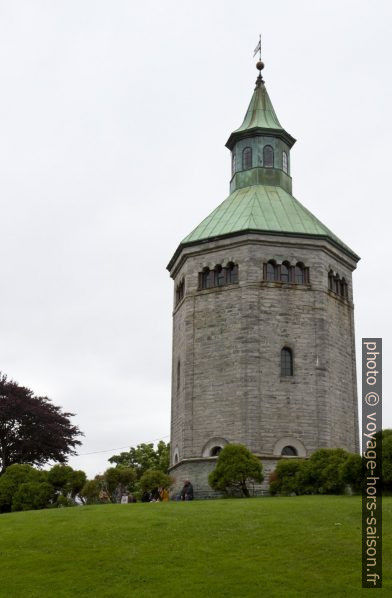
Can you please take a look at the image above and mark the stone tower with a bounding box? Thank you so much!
[167,60,360,497]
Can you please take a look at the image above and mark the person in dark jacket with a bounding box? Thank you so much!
[141,491,151,503]
[180,480,194,501]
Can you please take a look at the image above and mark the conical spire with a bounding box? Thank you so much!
[226,63,295,150]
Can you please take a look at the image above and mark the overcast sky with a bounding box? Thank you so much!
[0,1,390,477]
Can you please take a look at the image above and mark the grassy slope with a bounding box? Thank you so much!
[1,496,390,598]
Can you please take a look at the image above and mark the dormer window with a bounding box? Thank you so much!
[263,145,274,168]
[242,147,252,170]
[283,151,288,174]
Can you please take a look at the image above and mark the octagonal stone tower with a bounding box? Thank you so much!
[167,63,360,497]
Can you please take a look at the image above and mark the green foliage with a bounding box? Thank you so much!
[0,464,44,512]
[270,449,363,496]
[12,481,54,512]
[47,464,87,504]
[108,441,170,478]
[340,453,362,493]
[104,467,137,495]
[139,469,173,492]
[269,459,305,496]
[208,444,264,497]
[80,479,101,505]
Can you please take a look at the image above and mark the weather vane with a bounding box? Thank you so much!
[253,34,264,85]
[253,34,261,61]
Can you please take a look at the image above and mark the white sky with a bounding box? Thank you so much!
[0,0,390,477]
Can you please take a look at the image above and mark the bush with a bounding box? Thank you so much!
[12,481,54,512]
[104,467,137,497]
[208,444,264,497]
[269,449,362,496]
[80,479,101,504]
[0,464,45,513]
[139,469,173,493]
[47,464,86,500]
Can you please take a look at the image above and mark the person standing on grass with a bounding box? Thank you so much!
[180,480,194,501]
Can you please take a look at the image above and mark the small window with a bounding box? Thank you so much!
[210,446,222,457]
[266,261,276,281]
[263,145,274,168]
[282,151,288,174]
[232,153,236,176]
[242,147,252,170]
[341,278,348,299]
[281,347,293,377]
[201,268,214,290]
[174,453,179,464]
[176,279,185,305]
[227,263,239,284]
[215,265,226,287]
[295,264,304,284]
[280,262,290,283]
[281,445,297,456]
[328,270,334,291]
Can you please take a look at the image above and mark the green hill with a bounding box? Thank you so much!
[1,496,391,597]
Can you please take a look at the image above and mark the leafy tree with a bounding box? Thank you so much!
[108,441,170,478]
[0,464,45,512]
[269,459,305,496]
[104,467,137,496]
[340,453,362,493]
[208,444,264,497]
[308,448,348,494]
[47,464,87,502]
[139,469,173,492]
[12,481,54,512]
[80,479,101,504]
[0,372,83,473]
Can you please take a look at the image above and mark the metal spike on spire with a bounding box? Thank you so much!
[254,34,265,87]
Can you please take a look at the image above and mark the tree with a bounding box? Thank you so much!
[104,466,137,497]
[47,464,87,501]
[80,479,101,505]
[12,481,54,512]
[139,469,173,493]
[108,441,170,478]
[0,464,45,512]
[0,372,83,473]
[208,444,264,497]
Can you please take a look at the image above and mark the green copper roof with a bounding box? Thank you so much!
[234,78,282,132]
[181,184,357,258]
[226,76,296,150]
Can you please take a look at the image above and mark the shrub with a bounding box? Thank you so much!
[80,479,101,504]
[12,481,54,512]
[269,459,305,496]
[104,467,137,497]
[208,444,263,497]
[0,464,45,513]
[139,469,173,493]
[340,453,362,493]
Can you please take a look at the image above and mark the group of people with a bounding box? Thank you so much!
[99,480,194,504]
[141,486,170,503]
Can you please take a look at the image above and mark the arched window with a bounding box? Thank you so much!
[334,274,340,295]
[295,264,305,284]
[263,145,274,168]
[174,452,179,464]
[282,151,288,174]
[341,278,348,299]
[265,261,276,281]
[176,279,184,305]
[226,263,239,284]
[281,347,293,377]
[201,268,214,289]
[281,445,297,456]
[280,262,290,283]
[215,265,226,287]
[232,153,236,176]
[328,270,334,291]
[242,147,252,170]
[210,446,222,457]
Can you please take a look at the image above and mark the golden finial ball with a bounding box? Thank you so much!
[256,60,264,71]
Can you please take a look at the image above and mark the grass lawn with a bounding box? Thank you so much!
[0,496,390,597]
